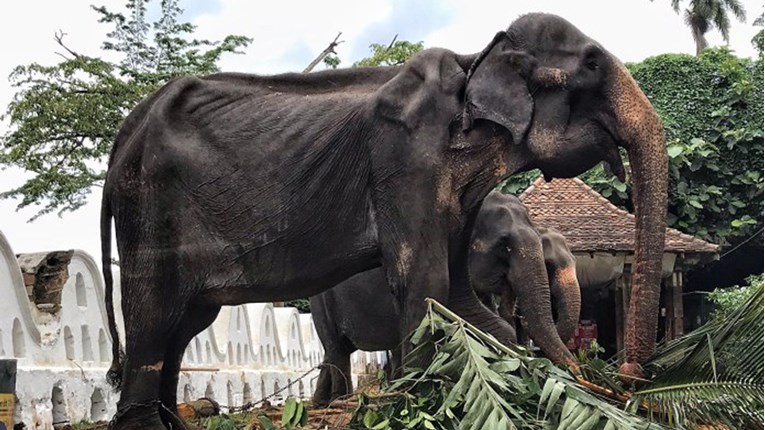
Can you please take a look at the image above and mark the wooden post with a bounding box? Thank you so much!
[672,271,684,338]
[614,279,624,359]
[663,278,673,341]
[0,359,17,430]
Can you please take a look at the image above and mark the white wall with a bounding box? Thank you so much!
[0,230,386,428]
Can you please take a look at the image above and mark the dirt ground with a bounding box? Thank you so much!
[69,384,385,430]
[67,401,357,430]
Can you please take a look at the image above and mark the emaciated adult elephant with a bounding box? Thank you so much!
[310,191,582,406]
[101,13,667,429]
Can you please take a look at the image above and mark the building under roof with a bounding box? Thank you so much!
[518,177,720,356]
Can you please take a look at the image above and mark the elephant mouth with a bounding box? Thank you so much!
[596,120,627,182]
[536,118,625,182]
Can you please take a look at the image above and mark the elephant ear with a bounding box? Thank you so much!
[462,31,535,145]
[373,48,466,134]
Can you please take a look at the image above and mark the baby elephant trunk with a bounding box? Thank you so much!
[507,232,577,369]
[549,265,581,346]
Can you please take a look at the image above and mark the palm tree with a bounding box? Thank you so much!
[667,0,747,55]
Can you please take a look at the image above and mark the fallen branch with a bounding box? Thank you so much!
[576,378,632,403]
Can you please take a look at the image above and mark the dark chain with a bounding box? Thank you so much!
[108,399,162,428]
[221,366,320,413]
[108,366,321,427]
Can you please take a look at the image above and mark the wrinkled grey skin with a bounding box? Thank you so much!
[310,191,581,406]
[471,195,581,347]
[101,13,666,429]
[480,225,581,346]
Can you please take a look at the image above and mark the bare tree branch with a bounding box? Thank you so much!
[303,32,344,73]
[386,34,399,51]
[54,30,83,59]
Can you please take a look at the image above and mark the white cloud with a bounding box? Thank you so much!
[0,0,761,261]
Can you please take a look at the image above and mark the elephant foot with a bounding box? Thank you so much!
[312,395,331,409]
[108,401,168,430]
[312,381,334,408]
[312,385,347,408]
[160,404,197,430]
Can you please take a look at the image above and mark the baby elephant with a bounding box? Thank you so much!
[309,191,581,406]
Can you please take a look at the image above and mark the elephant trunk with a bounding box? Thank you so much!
[608,63,668,381]
[507,233,577,370]
[549,265,581,345]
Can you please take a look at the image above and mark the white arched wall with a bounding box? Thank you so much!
[0,230,390,428]
[0,231,42,366]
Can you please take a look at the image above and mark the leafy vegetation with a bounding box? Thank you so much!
[350,299,662,430]
[285,299,310,313]
[353,38,425,67]
[634,276,764,428]
[753,12,764,55]
[0,0,251,218]
[351,290,764,430]
[707,273,762,321]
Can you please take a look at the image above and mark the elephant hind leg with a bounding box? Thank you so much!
[112,288,177,429]
[158,304,221,429]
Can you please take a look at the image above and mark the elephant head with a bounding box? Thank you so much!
[463,13,668,377]
[470,191,575,365]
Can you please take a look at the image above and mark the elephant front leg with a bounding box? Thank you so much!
[373,171,453,362]
[381,237,450,359]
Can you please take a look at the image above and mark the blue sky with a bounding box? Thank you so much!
[0,0,762,261]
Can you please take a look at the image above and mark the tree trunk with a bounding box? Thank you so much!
[692,24,709,56]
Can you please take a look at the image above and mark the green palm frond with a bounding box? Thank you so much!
[632,280,764,428]
[390,300,664,430]
[721,0,747,21]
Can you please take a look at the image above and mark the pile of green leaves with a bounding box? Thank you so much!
[350,299,662,430]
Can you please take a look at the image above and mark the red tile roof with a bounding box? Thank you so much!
[518,177,720,254]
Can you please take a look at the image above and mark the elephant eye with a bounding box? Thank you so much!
[582,44,603,72]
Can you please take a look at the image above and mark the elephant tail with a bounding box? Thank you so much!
[101,193,123,390]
